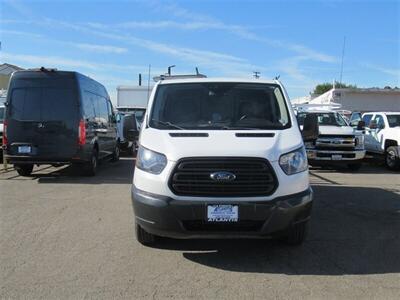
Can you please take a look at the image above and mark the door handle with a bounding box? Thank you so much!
[94,129,108,133]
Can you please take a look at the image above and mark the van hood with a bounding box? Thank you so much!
[319,125,356,136]
[139,127,303,162]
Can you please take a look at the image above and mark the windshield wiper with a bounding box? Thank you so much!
[151,119,185,130]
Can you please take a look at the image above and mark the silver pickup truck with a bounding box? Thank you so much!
[297,109,366,171]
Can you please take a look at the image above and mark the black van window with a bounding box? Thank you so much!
[83,92,96,119]
[107,100,114,122]
[10,87,76,121]
[0,106,5,122]
[41,88,75,121]
[95,95,109,124]
[10,88,41,121]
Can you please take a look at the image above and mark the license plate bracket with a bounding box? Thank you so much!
[207,204,238,222]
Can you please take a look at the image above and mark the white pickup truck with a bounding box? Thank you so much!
[297,108,366,170]
[359,112,400,170]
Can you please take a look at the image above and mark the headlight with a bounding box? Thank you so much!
[279,147,308,175]
[355,135,364,149]
[136,146,167,174]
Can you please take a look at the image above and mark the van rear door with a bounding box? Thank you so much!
[7,74,79,160]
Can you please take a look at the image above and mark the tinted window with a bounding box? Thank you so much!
[41,88,75,121]
[0,107,5,122]
[9,87,76,121]
[362,114,373,127]
[83,92,96,119]
[297,112,347,126]
[10,88,41,120]
[95,95,109,124]
[107,100,114,121]
[150,83,290,130]
[387,115,400,128]
[374,115,385,129]
[350,112,361,123]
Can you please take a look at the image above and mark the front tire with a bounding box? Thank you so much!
[15,164,34,176]
[385,146,400,171]
[135,223,156,245]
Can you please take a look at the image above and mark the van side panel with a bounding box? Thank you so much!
[76,73,116,159]
[6,71,80,162]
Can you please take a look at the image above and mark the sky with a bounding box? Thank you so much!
[0,0,399,104]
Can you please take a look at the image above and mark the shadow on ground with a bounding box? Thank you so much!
[0,157,135,184]
[151,185,400,275]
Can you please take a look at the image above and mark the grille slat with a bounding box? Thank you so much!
[169,157,278,197]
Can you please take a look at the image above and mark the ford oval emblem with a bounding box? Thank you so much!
[210,171,236,182]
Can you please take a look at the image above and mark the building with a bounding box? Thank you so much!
[0,63,24,91]
[309,88,400,112]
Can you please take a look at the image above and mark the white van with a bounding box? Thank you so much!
[130,78,317,245]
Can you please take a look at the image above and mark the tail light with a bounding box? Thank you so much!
[78,119,86,146]
[2,120,8,147]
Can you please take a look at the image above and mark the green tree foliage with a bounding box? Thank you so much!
[313,81,357,95]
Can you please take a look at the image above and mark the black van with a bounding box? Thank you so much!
[3,69,119,176]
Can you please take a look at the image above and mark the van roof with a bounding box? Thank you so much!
[157,77,280,85]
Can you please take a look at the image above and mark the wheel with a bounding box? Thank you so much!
[283,221,308,245]
[385,146,400,171]
[15,164,34,176]
[135,223,156,245]
[84,149,98,176]
[347,163,362,171]
[111,143,120,162]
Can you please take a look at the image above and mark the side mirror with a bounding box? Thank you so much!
[301,114,319,142]
[123,114,139,142]
[356,120,365,131]
[369,120,377,129]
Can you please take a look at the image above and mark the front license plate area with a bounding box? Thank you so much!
[332,154,342,160]
[207,205,238,222]
[18,146,32,154]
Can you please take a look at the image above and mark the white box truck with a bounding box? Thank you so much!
[116,85,152,110]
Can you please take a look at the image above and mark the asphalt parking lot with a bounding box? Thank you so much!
[1,158,399,299]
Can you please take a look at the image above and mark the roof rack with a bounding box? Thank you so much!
[153,67,207,82]
[28,67,58,72]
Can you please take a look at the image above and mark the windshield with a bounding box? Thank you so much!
[387,114,400,128]
[298,112,347,126]
[0,107,4,122]
[150,82,290,130]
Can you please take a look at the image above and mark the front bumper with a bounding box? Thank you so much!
[307,149,366,161]
[131,186,313,239]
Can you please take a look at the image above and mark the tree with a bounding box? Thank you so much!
[313,81,357,95]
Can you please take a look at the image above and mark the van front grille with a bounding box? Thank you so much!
[169,157,278,197]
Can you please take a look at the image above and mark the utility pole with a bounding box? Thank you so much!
[339,36,346,84]
[147,64,151,101]
[253,71,260,79]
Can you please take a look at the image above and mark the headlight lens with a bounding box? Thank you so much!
[136,146,167,174]
[355,135,364,149]
[279,147,308,175]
